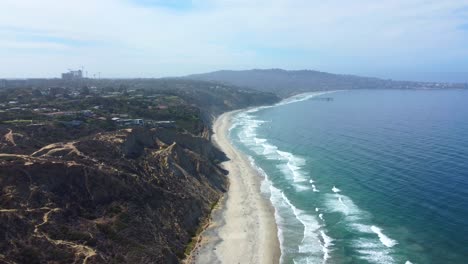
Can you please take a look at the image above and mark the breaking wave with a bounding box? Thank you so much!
[230,91,405,263]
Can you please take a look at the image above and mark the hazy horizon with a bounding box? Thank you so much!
[2,68,468,84]
[1,1,468,82]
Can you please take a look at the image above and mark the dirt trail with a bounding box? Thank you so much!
[32,142,84,157]
[32,207,98,264]
[0,209,19,213]
[1,206,98,263]
[4,129,16,146]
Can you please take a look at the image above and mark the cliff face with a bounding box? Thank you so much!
[0,76,281,263]
[0,128,227,263]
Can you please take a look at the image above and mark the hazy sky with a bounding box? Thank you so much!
[1,0,468,80]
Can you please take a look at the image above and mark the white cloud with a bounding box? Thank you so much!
[1,0,468,78]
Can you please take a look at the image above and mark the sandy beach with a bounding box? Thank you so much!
[188,110,280,264]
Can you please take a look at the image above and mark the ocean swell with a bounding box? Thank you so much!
[230,91,402,263]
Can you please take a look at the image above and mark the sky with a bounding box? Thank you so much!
[1,0,468,81]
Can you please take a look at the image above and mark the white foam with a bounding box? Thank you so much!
[254,137,267,144]
[275,91,339,107]
[238,143,401,264]
[234,92,341,155]
[246,156,285,262]
[357,249,394,264]
[262,142,277,153]
[338,195,347,207]
[370,226,398,248]
[320,230,333,262]
[276,150,308,182]
[289,165,306,182]
[234,104,312,193]
[248,156,271,194]
[350,223,373,233]
[277,150,306,165]
[235,114,266,149]
[405,261,413,264]
[294,183,310,192]
[250,156,322,263]
[233,91,340,139]
[332,186,341,193]
[312,184,320,192]
[281,192,322,254]
[232,91,349,263]
[265,178,287,262]
[292,257,319,264]
[228,121,239,132]
[354,239,395,264]
[326,192,400,261]
[325,194,368,223]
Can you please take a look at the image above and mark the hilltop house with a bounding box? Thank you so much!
[112,118,144,126]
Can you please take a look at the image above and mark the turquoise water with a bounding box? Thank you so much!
[230,89,468,264]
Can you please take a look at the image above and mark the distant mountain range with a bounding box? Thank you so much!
[186,69,468,98]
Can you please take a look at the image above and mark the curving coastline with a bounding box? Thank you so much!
[188,110,281,264]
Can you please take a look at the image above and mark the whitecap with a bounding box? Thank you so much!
[277,150,306,166]
[281,192,322,255]
[320,230,333,262]
[246,156,285,255]
[265,178,288,262]
[332,186,341,193]
[324,194,361,217]
[312,184,320,192]
[338,195,347,208]
[276,150,308,182]
[254,137,267,144]
[233,91,347,263]
[262,143,279,158]
[323,216,399,263]
[370,225,398,248]
[249,156,320,263]
[354,239,395,264]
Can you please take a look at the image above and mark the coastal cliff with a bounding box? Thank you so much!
[0,128,227,263]
[0,78,280,263]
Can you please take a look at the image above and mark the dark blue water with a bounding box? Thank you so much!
[230,89,468,264]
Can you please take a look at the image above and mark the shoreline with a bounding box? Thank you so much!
[188,110,281,264]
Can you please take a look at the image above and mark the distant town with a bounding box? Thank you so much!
[0,69,217,136]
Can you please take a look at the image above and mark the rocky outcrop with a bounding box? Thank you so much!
[0,128,227,263]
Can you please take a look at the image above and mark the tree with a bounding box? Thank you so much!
[81,86,90,95]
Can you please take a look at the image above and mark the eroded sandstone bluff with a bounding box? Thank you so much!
[0,128,227,263]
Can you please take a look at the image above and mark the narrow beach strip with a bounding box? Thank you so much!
[189,110,281,264]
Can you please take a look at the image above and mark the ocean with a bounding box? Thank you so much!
[229,89,468,264]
